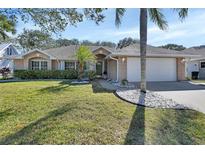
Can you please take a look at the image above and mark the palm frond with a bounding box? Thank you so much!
[174,8,188,21]
[115,8,126,28]
[148,8,168,30]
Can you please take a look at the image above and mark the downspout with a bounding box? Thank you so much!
[108,55,119,82]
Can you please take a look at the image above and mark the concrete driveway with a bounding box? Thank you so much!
[136,81,205,113]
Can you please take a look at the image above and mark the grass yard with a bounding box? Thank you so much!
[192,80,205,83]
[0,80,205,144]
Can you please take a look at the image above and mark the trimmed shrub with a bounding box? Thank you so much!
[121,79,128,86]
[87,71,96,81]
[14,69,78,79]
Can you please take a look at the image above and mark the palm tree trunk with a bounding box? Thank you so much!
[79,63,83,79]
[140,8,147,93]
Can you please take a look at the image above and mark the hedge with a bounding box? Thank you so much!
[14,69,78,79]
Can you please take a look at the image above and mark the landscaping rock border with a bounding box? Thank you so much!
[116,89,190,109]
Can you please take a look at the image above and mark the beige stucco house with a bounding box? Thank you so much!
[11,43,195,82]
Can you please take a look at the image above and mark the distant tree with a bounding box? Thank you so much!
[0,15,16,40]
[117,37,139,49]
[99,41,116,47]
[192,45,205,50]
[56,39,72,47]
[70,39,80,45]
[81,40,94,46]
[56,38,80,47]
[75,45,96,79]
[18,29,55,50]
[159,44,186,51]
[80,40,116,47]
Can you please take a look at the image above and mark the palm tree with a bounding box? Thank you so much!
[0,15,16,40]
[115,8,188,92]
[76,45,96,79]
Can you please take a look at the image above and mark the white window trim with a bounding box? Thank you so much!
[64,61,76,70]
[31,59,48,70]
[200,61,205,69]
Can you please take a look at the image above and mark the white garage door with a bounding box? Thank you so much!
[127,57,177,82]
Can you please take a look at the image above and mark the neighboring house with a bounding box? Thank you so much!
[11,43,194,82]
[181,48,205,79]
[0,43,19,72]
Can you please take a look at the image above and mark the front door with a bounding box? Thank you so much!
[96,61,103,76]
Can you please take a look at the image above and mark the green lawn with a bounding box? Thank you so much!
[0,80,205,144]
[192,80,205,83]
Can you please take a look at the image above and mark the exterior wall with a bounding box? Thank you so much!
[118,57,127,81]
[177,57,186,80]
[107,59,117,81]
[52,60,59,70]
[14,59,24,70]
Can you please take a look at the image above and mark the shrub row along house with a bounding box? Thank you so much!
[0,42,201,81]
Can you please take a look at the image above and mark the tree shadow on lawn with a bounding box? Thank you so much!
[124,93,203,144]
[124,93,145,144]
[91,81,114,93]
[38,80,90,93]
[38,80,72,93]
[0,104,79,144]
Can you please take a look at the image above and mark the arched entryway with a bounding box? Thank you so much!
[93,47,111,77]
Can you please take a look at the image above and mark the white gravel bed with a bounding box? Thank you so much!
[116,89,190,109]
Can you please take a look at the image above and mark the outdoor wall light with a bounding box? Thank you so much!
[122,57,125,62]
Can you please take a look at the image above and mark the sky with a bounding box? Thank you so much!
[15,8,205,48]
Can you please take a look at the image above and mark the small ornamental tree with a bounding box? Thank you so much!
[0,67,10,79]
[75,46,96,79]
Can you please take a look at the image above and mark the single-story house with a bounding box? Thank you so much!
[9,43,196,82]
[181,47,205,79]
[0,43,19,71]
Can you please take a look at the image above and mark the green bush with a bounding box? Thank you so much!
[88,71,96,81]
[121,79,128,86]
[14,69,78,79]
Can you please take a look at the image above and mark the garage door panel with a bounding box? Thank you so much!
[127,57,176,82]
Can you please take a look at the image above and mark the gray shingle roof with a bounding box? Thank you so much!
[180,47,205,56]
[11,43,196,60]
[42,45,115,60]
[112,43,195,58]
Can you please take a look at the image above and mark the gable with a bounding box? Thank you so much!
[0,44,19,57]
[92,47,112,56]
[23,50,50,60]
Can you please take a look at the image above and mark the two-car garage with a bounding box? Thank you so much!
[127,57,177,82]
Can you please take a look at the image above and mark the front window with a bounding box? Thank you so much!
[31,60,48,70]
[41,61,48,70]
[201,62,205,68]
[6,48,12,55]
[65,61,75,70]
[31,61,40,70]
